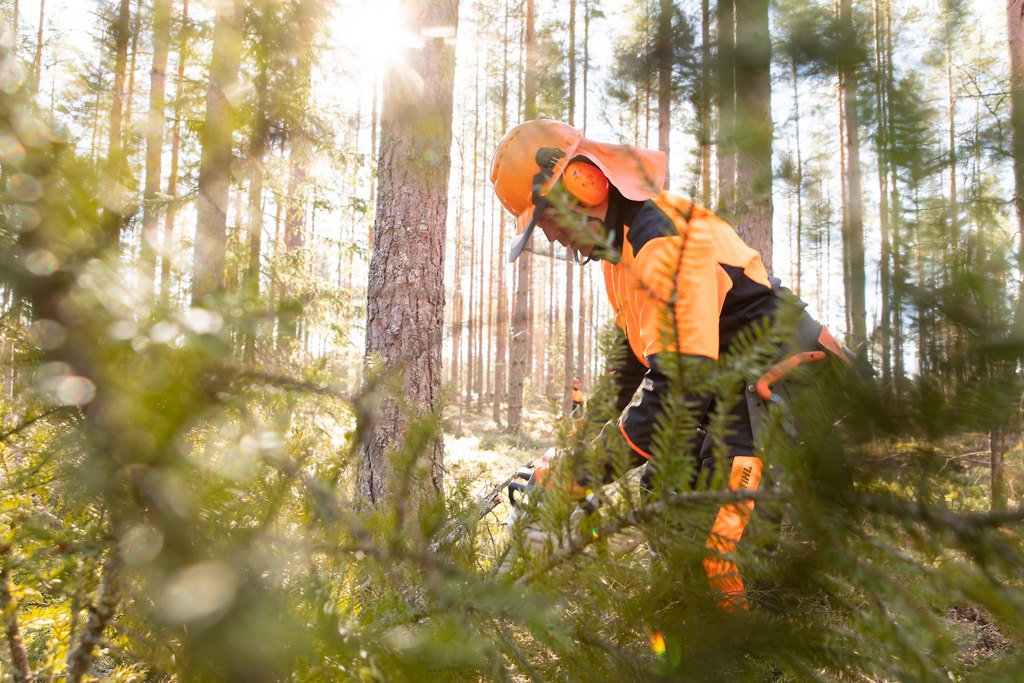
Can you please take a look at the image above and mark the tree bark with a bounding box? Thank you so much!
[104,0,132,238]
[32,0,43,92]
[716,0,736,213]
[732,0,773,269]
[492,0,511,427]
[657,0,672,189]
[839,0,866,350]
[508,0,537,436]
[991,428,1008,512]
[124,0,142,129]
[161,0,189,305]
[278,6,314,352]
[358,0,458,506]
[791,58,804,297]
[873,0,892,391]
[700,0,711,204]
[1008,0,1024,304]
[244,50,270,366]
[192,0,243,304]
[140,0,172,294]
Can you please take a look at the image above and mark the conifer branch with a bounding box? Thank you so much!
[860,495,1024,531]
[0,546,32,683]
[66,547,121,683]
[520,487,790,584]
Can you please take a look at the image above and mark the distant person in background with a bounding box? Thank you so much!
[571,376,585,418]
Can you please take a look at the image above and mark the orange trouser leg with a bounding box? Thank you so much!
[702,455,764,611]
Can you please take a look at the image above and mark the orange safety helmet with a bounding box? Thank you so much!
[490,120,667,262]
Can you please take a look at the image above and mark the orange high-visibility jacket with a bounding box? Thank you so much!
[600,191,777,461]
[603,191,774,367]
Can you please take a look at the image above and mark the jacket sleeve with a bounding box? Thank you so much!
[616,353,713,462]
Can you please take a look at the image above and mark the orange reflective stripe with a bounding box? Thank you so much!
[703,455,763,611]
[618,421,654,460]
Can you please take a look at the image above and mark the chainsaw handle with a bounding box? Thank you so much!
[755,351,826,401]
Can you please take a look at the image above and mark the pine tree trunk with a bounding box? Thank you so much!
[124,0,142,130]
[192,0,243,304]
[492,0,511,427]
[32,0,44,92]
[140,0,172,294]
[991,427,1008,511]
[358,0,458,506]
[105,0,132,238]
[732,0,772,269]
[657,0,671,189]
[244,49,269,366]
[473,72,485,413]
[508,0,537,436]
[1008,0,1024,304]
[451,187,464,397]
[700,0,712,204]
[716,0,736,212]
[791,58,804,297]
[839,0,866,349]
[161,0,189,305]
[885,0,904,391]
[466,168,477,409]
[873,0,893,392]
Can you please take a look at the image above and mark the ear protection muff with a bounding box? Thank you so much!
[562,160,610,207]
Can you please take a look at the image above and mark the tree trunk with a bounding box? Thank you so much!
[32,0,44,92]
[791,58,804,297]
[244,55,270,366]
[991,427,1008,512]
[873,0,892,392]
[358,0,458,506]
[700,0,711,204]
[192,0,243,304]
[140,0,172,294]
[1008,0,1024,305]
[716,0,736,213]
[732,0,773,269]
[885,0,904,391]
[508,0,537,436]
[161,0,189,305]
[657,0,672,189]
[492,0,511,427]
[839,0,866,350]
[124,0,142,130]
[104,0,132,238]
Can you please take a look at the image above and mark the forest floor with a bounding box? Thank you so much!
[442,405,555,493]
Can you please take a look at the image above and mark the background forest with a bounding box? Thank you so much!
[0,0,1022,681]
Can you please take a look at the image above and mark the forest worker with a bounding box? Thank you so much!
[571,375,585,417]
[489,119,848,610]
